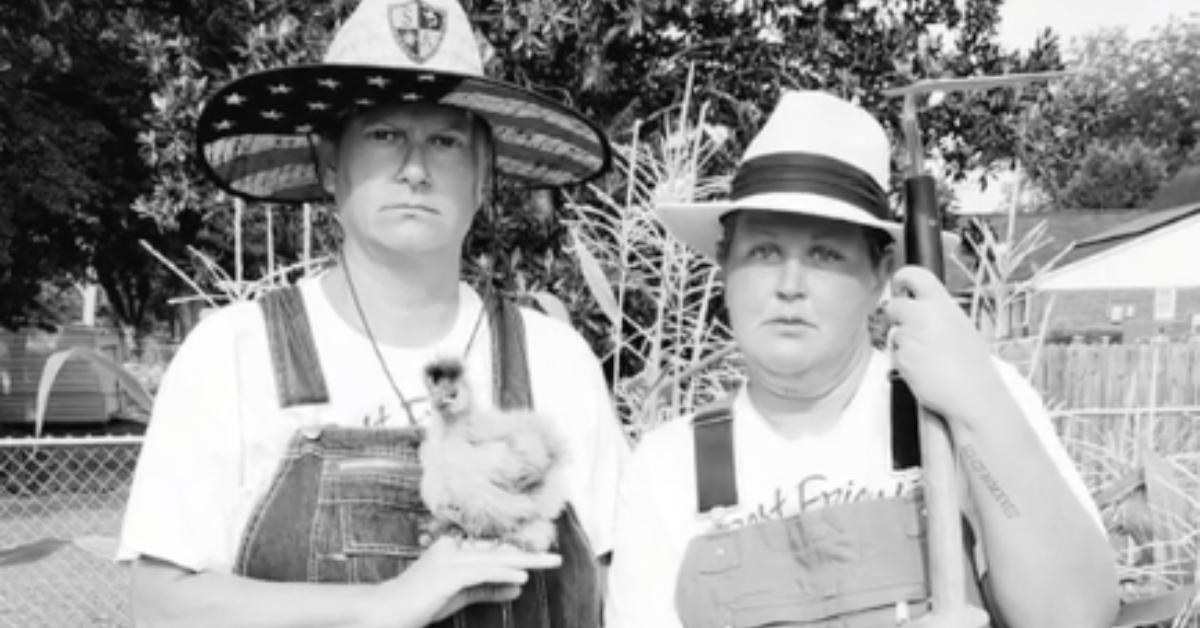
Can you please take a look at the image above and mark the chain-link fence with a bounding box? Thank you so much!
[0,436,141,628]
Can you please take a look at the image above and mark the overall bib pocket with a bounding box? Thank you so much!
[313,455,430,583]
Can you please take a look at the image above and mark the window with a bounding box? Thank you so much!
[1154,287,1177,321]
[1109,303,1135,323]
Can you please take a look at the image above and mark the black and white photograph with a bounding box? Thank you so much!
[0,0,1197,626]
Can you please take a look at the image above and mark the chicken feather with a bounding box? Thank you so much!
[418,357,570,551]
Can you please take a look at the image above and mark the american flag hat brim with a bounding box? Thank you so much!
[194,0,612,203]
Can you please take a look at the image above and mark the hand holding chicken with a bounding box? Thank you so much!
[418,358,570,552]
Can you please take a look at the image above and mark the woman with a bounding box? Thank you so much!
[605,90,1118,628]
[117,0,628,626]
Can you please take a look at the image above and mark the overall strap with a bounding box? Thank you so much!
[691,398,738,514]
[486,295,532,411]
[260,286,330,408]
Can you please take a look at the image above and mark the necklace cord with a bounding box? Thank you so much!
[341,250,419,426]
[340,251,490,427]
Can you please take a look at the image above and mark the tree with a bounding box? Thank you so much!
[1147,165,1200,210]
[4,0,1054,345]
[467,0,1063,183]
[1020,17,1200,209]
[128,1,353,297]
[1057,139,1168,209]
[0,0,187,331]
[458,0,1063,363]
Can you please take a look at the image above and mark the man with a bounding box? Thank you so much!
[117,0,628,626]
[605,90,1118,628]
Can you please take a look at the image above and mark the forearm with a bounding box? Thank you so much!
[952,393,1118,628]
[132,559,405,628]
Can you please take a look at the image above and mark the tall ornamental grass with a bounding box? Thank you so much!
[564,72,743,437]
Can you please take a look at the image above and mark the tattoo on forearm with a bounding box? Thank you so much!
[960,444,1021,519]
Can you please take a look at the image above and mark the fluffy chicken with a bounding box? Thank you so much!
[418,357,570,552]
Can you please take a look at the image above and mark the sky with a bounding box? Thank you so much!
[997,0,1197,50]
[953,0,1198,213]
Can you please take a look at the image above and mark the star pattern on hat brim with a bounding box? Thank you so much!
[196,64,612,203]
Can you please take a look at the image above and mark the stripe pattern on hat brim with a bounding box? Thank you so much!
[655,193,959,261]
[196,64,612,203]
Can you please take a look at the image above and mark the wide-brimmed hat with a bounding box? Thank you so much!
[656,90,956,260]
[195,0,612,203]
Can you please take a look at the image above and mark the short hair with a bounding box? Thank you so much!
[714,211,893,267]
[468,112,495,203]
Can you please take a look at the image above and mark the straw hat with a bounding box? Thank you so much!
[195,0,612,203]
[656,90,956,260]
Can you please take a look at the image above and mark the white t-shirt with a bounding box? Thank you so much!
[604,350,1099,628]
[117,276,629,573]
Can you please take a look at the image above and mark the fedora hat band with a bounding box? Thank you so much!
[730,153,889,220]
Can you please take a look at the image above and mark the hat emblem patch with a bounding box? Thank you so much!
[390,0,446,64]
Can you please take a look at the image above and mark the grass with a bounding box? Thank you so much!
[0,474,131,628]
[0,545,129,628]
[1058,406,1200,626]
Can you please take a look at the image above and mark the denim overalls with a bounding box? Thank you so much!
[674,401,1001,628]
[232,286,601,628]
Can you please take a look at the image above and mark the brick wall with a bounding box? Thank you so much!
[1024,287,1200,342]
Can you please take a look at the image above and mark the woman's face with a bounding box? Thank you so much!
[721,210,891,380]
[329,103,487,258]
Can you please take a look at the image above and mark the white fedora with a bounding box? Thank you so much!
[656,90,956,260]
[195,0,611,203]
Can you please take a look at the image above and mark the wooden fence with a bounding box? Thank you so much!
[996,340,1200,409]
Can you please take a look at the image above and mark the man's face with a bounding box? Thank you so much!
[721,211,891,379]
[330,103,485,256]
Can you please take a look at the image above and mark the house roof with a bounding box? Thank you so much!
[1076,200,1200,247]
[947,201,1200,292]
